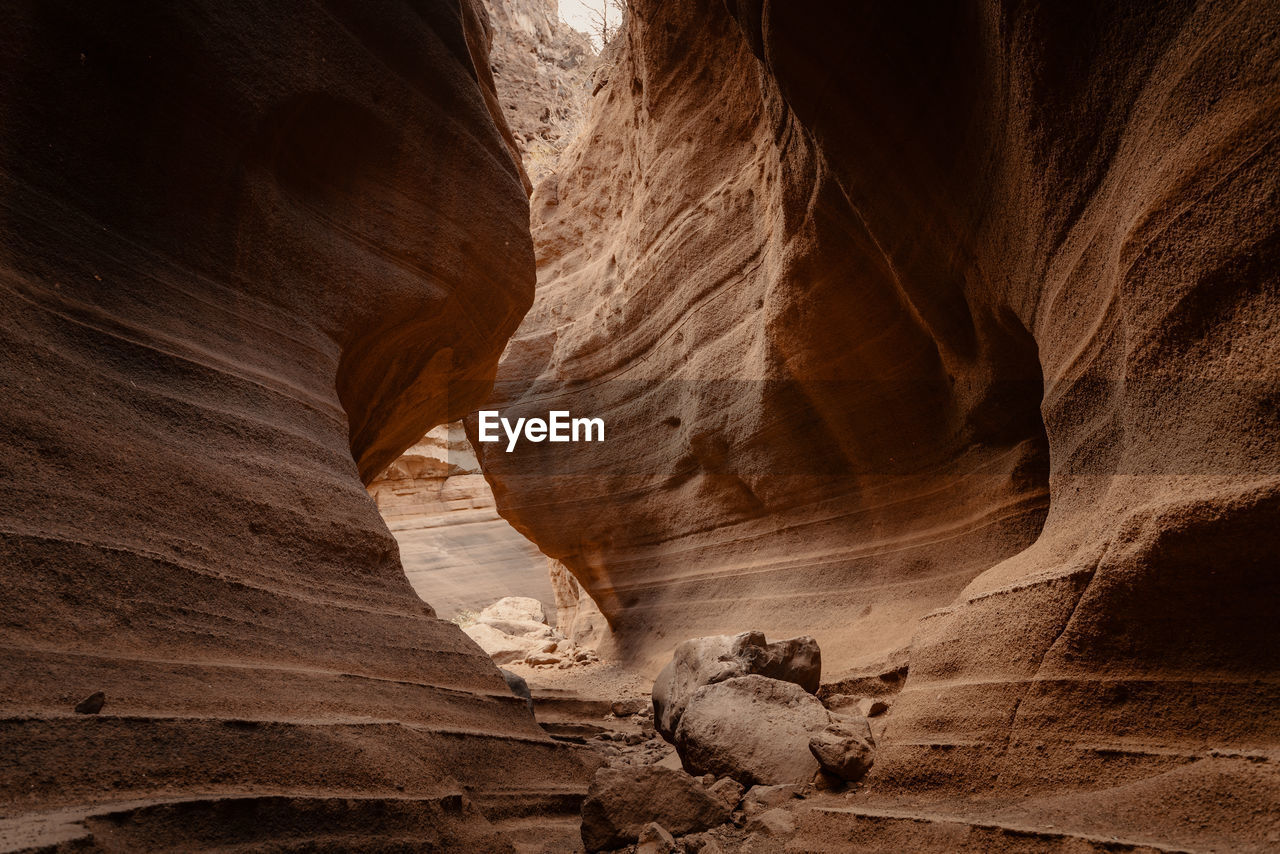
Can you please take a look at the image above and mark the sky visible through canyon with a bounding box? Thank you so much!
[558,0,620,48]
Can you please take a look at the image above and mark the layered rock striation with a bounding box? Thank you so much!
[474,0,1280,835]
[0,0,588,849]
[366,0,596,622]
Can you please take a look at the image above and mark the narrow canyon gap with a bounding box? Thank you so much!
[1,0,1278,850]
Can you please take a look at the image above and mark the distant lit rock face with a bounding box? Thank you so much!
[485,0,595,184]
[476,0,1280,805]
[0,0,588,847]
[369,423,555,620]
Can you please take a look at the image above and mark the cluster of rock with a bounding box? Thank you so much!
[579,632,887,850]
[586,700,673,768]
[655,632,873,787]
[462,596,599,668]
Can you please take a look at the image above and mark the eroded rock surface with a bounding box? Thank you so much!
[673,676,834,787]
[476,0,1055,681]
[485,0,594,185]
[652,632,821,740]
[464,596,601,668]
[473,0,1280,833]
[0,0,587,848]
[580,765,731,852]
[808,721,875,783]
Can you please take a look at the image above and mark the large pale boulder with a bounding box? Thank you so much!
[653,632,821,740]
[673,675,832,786]
[580,765,731,852]
[479,596,549,625]
[476,618,556,639]
[463,623,545,665]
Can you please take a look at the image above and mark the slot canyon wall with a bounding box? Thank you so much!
[476,0,1280,808]
[0,0,590,849]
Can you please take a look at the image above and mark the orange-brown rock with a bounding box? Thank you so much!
[475,0,1280,844]
[0,0,587,849]
[478,0,1053,678]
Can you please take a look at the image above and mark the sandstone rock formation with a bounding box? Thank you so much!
[673,675,835,787]
[477,0,1055,680]
[0,0,589,849]
[474,0,1280,845]
[368,423,556,619]
[580,765,730,852]
[550,557,610,647]
[367,0,596,624]
[652,632,821,740]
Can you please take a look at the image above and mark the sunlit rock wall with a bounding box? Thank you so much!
[370,424,555,620]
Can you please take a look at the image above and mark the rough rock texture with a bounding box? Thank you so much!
[740,784,802,817]
[480,595,551,625]
[580,765,731,852]
[464,622,550,665]
[808,720,875,782]
[475,0,1280,844]
[368,424,555,619]
[500,668,536,717]
[366,0,596,623]
[475,0,1054,680]
[674,675,833,787]
[653,632,821,740]
[462,595,602,670]
[636,821,679,854]
[485,0,594,184]
[0,0,589,849]
[708,778,745,811]
[551,557,610,647]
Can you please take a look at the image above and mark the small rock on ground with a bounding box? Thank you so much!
[746,807,796,836]
[636,822,678,854]
[74,691,105,715]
